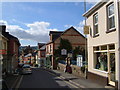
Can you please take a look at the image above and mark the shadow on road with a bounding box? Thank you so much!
[18,68,74,89]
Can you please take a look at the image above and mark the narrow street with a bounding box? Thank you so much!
[18,68,79,89]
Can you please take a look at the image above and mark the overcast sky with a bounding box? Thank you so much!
[0,2,96,46]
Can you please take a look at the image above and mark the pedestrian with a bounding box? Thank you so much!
[65,57,72,74]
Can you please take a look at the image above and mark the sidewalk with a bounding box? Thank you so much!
[3,74,21,88]
[44,68,115,89]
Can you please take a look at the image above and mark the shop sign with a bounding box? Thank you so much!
[84,25,89,34]
[61,49,67,55]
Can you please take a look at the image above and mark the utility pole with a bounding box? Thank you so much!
[84,0,88,79]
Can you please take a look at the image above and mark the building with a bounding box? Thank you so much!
[83,0,120,88]
[0,25,20,74]
[0,25,8,74]
[37,44,46,67]
[46,26,86,69]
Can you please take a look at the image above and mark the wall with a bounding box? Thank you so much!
[54,28,86,50]
[58,63,85,77]
[86,0,118,79]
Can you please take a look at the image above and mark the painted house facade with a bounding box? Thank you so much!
[38,45,46,67]
[0,25,8,74]
[83,0,120,88]
[0,25,20,74]
[46,26,86,69]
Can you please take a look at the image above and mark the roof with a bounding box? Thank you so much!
[46,26,86,45]
[24,53,32,57]
[38,43,46,49]
[49,31,63,35]
[40,45,46,50]
[1,25,20,46]
[49,31,64,42]
[83,0,109,17]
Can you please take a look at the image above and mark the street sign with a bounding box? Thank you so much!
[61,49,67,55]
[84,25,89,34]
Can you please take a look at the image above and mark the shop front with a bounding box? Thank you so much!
[92,44,116,86]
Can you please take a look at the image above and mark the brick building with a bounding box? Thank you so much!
[46,26,86,69]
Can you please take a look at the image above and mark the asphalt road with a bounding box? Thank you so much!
[19,68,79,89]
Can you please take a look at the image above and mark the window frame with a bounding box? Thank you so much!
[93,13,99,37]
[93,44,115,72]
[106,3,116,32]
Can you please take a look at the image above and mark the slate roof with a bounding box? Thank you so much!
[40,45,46,50]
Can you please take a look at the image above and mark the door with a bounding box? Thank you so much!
[108,52,115,86]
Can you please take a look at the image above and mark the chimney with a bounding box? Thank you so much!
[0,25,6,34]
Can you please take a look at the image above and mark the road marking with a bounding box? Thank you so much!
[69,80,85,88]
[46,71,80,88]
[15,75,23,89]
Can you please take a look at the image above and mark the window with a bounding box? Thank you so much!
[94,44,115,72]
[107,3,115,31]
[94,52,108,71]
[93,13,99,36]
[50,45,52,52]
[94,46,108,71]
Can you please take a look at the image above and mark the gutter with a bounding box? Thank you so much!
[83,0,109,17]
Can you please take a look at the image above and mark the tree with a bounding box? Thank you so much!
[73,46,85,61]
[54,38,72,61]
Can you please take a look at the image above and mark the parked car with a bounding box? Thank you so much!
[21,64,32,74]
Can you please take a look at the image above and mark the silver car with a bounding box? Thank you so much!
[22,64,32,74]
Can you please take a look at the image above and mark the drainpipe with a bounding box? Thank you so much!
[117,1,120,90]
[116,0,120,89]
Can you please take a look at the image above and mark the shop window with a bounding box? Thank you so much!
[94,46,99,51]
[94,52,108,71]
[101,45,107,50]
[109,44,115,50]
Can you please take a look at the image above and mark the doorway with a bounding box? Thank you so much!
[108,52,115,86]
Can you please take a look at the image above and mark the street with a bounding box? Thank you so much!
[18,68,79,89]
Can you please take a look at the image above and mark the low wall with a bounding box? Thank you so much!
[57,63,86,78]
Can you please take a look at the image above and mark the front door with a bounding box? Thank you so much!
[108,52,115,86]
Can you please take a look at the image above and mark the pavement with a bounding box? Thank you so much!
[3,74,21,89]
[3,67,115,89]
[43,67,115,90]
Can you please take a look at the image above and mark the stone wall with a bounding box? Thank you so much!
[58,63,86,78]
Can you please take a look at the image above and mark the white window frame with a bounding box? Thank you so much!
[93,44,115,72]
[93,13,99,36]
[107,3,115,31]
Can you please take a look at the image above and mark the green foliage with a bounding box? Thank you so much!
[54,38,72,56]
[73,46,85,60]
[59,38,72,52]
[54,38,72,61]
